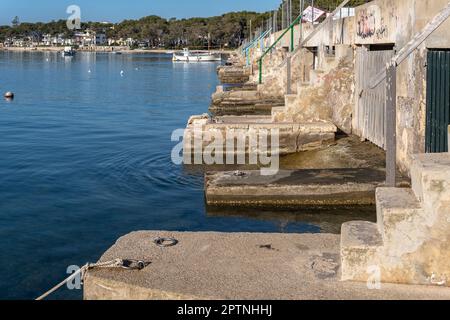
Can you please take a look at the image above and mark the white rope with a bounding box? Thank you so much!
[36,265,88,301]
[35,258,129,301]
[35,238,174,300]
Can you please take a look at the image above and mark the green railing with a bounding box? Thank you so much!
[243,28,273,66]
[258,14,302,84]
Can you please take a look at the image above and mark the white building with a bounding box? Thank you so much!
[95,33,107,45]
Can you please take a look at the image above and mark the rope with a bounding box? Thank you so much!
[35,258,149,301]
[36,236,178,300]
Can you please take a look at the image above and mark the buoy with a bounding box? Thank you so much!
[4,92,14,99]
[120,70,124,77]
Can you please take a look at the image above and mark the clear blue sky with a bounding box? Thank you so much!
[0,0,281,25]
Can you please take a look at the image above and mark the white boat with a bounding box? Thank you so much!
[173,48,221,62]
[62,46,76,57]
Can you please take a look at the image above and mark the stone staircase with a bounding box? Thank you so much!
[341,152,450,287]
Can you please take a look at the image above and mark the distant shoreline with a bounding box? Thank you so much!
[0,46,233,54]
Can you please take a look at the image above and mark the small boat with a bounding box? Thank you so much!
[62,46,76,57]
[173,48,221,62]
[112,51,123,55]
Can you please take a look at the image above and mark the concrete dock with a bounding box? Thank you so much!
[84,231,450,300]
[217,65,250,84]
[210,88,285,116]
[183,114,337,159]
[205,168,388,207]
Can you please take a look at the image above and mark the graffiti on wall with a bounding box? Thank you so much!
[356,5,389,40]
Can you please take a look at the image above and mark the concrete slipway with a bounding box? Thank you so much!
[84,231,450,300]
[205,168,387,207]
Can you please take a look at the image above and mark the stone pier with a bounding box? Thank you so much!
[205,168,387,207]
[183,114,337,159]
[210,87,285,116]
[84,231,450,300]
[217,65,251,84]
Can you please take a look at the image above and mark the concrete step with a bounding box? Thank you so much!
[284,94,297,109]
[376,188,426,251]
[271,106,286,122]
[224,83,258,92]
[340,221,383,282]
[184,115,337,159]
[310,69,326,85]
[205,168,386,207]
[210,90,285,116]
[411,153,450,208]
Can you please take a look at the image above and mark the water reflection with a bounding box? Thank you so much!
[206,205,377,234]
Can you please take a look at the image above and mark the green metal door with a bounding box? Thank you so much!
[426,50,450,153]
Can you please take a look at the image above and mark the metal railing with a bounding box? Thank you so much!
[242,28,273,67]
[258,13,303,84]
[258,0,351,85]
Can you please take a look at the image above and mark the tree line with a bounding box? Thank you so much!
[0,1,369,49]
[0,12,270,49]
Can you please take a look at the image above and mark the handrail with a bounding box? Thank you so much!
[242,28,272,54]
[369,1,450,89]
[243,28,272,66]
[258,0,351,84]
[381,1,450,186]
[299,0,350,50]
[279,0,350,69]
[258,13,303,84]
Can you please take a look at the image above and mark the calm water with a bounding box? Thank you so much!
[0,51,340,300]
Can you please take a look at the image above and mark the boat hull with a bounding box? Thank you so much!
[173,53,221,62]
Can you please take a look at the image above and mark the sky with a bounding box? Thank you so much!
[0,0,281,25]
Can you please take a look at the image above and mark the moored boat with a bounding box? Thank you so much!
[62,46,76,57]
[173,48,221,62]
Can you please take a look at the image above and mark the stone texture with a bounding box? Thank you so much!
[183,115,337,159]
[340,221,383,282]
[217,68,250,85]
[210,89,284,116]
[274,58,355,135]
[205,168,386,207]
[84,231,450,300]
[376,188,425,247]
[341,153,450,287]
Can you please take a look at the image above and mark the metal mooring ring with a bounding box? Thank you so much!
[153,237,179,248]
[233,170,247,177]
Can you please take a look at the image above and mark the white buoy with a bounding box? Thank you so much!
[88,69,91,73]
[120,70,124,77]
[4,91,14,99]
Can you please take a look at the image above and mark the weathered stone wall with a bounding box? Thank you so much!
[267,16,355,49]
[352,0,450,174]
[254,47,315,98]
[274,54,355,135]
[243,0,450,176]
